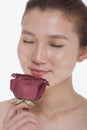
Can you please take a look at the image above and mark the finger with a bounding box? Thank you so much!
[10,116,38,130]
[4,110,38,130]
[16,122,38,130]
[4,103,30,122]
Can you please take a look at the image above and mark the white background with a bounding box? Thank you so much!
[0,0,87,101]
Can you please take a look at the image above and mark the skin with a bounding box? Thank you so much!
[0,8,87,130]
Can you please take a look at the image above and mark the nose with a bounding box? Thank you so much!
[31,43,47,65]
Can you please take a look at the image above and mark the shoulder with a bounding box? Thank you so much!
[80,97,87,110]
[77,98,87,129]
[0,98,16,115]
[0,98,15,129]
[74,97,87,123]
[0,99,12,112]
[58,98,87,129]
[75,96,87,115]
[81,98,87,116]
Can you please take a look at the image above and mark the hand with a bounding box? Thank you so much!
[3,103,39,130]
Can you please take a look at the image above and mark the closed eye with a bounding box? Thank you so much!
[50,44,63,48]
[23,40,34,44]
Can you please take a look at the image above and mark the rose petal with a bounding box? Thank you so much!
[10,73,49,101]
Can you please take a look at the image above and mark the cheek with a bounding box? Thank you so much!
[48,49,66,66]
[48,48,77,70]
[17,43,31,64]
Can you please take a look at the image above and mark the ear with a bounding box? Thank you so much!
[77,46,87,62]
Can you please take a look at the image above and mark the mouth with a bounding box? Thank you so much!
[31,69,50,77]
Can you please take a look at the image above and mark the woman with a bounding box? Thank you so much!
[0,0,87,129]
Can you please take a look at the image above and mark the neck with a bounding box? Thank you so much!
[37,77,80,116]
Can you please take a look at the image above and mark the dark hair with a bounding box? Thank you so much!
[23,0,87,47]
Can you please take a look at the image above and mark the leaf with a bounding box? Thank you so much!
[10,99,24,105]
[25,100,35,106]
[9,99,40,106]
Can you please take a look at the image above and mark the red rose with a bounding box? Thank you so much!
[10,73,49,101]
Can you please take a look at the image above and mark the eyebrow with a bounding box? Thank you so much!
[22,30,69,40]
[48,34,68,40]
[22,30,34,36]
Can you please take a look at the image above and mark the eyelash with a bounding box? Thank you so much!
[50,44,63,48]
[23,40,34,44]
[23,40,63,48]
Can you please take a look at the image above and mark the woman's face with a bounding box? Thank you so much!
[18,9,81,87]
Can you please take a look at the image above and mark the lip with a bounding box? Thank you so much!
[31,69,50,77]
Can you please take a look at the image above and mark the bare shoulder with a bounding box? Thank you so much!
[74,96,87,116]
[0,98,14,129]
[71,97,87,129]
[0,99,12,112]
[58,98,87,130]
[81,98,87,115]
[80,97,87,110]
[75,97,87,129]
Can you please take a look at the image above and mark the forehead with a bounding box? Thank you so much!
[22,9,75,30]
[22,9,79,42]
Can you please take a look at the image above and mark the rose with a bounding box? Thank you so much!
[10,73,49,105]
